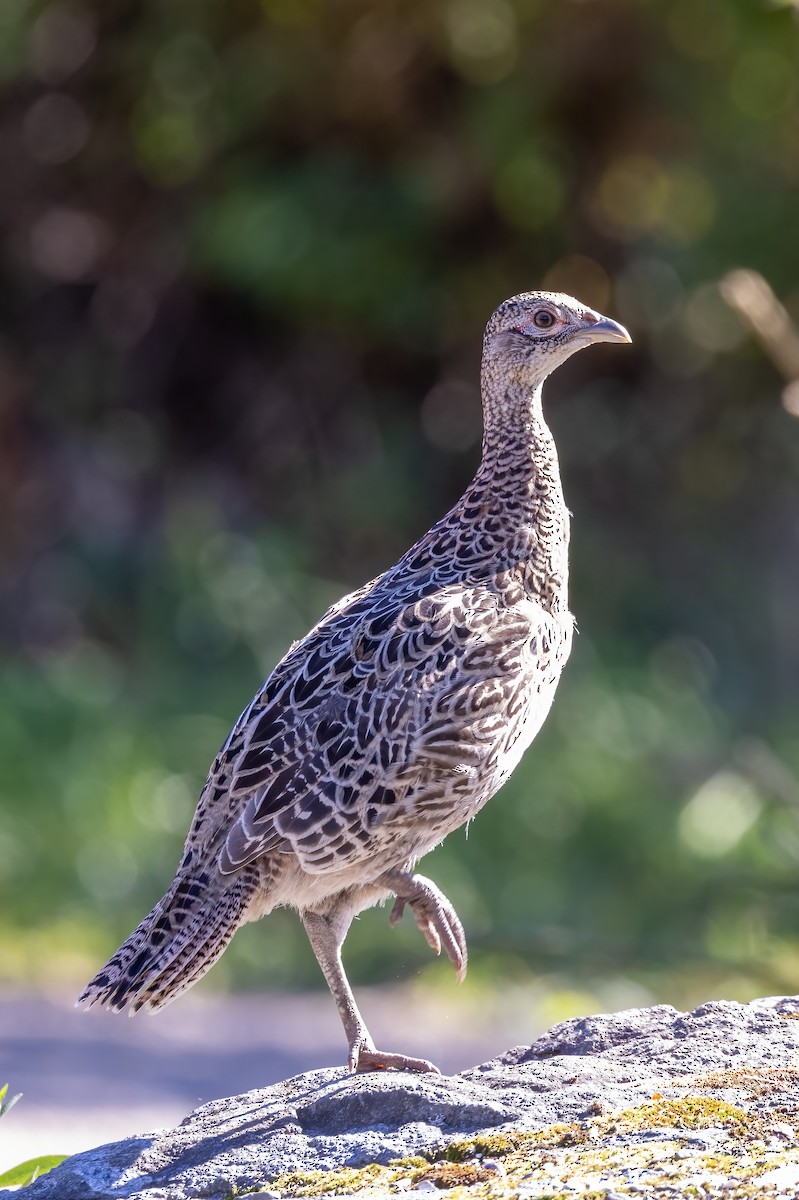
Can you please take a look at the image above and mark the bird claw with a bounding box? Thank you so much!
[355,1047,441,1074]
[387,875,468,982]
[348,1029,441,1074]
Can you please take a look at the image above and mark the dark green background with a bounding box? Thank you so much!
[1,0,798,1013]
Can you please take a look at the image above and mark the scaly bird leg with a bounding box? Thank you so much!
[300,908,439,1075]
[378,869,468,983]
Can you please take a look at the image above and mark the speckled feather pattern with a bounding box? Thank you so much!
[78,292,629,1040]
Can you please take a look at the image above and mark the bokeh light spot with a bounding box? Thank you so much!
[783,380,799,418]
[30,207,108,280]
[31,3,96,84]
[445,0,518,85]
[595,158,715,244]
[133,106,207,186]
[679,771,762,859]
[23,92,89,164]
[596,154,668,237]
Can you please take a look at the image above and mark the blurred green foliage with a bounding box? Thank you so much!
[0,1153,67,1190]
[0,1084,21,1120]
[1,0,799,1011]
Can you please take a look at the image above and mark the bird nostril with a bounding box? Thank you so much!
[582,311,599,324]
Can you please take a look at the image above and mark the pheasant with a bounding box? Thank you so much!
[78,292,630,1072]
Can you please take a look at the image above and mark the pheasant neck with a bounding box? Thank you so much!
[473,379,570,614]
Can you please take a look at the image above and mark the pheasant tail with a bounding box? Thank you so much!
[76,867,257,1014]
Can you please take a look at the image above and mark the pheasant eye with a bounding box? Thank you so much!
[532,309,556,329]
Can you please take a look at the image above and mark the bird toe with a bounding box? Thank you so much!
[355,1048,441,1074]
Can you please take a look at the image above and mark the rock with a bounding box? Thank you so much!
[5,996,799,1200]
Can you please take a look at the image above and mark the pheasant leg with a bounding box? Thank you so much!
[301,908,439,1074]
[378,869,468,983]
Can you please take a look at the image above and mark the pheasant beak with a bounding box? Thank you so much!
[577,311,632,345]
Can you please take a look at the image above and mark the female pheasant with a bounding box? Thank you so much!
[78,292,630,1072]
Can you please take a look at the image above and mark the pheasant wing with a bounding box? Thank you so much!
[190,584,538,878]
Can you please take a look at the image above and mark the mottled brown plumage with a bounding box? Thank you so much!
[78,292,630,1072]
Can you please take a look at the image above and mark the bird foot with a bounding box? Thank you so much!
[354,1047,441,1074]
[388,873,468,982]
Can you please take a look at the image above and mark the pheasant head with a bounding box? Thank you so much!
[483,291,631,391]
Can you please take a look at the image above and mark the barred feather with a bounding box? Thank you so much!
[77,867,257,1013]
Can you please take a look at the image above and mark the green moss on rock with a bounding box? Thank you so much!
[246,1094,797,1199]
[605,1095,748,1134]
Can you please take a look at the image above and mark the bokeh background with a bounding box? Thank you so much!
[1,0,799,1026]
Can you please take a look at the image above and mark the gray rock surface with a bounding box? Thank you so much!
[5,996,799,1200]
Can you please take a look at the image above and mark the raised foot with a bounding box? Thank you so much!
[355,1048,441,1074]
[388,873,468,983]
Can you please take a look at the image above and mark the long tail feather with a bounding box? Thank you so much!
[77,867,257,1013]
